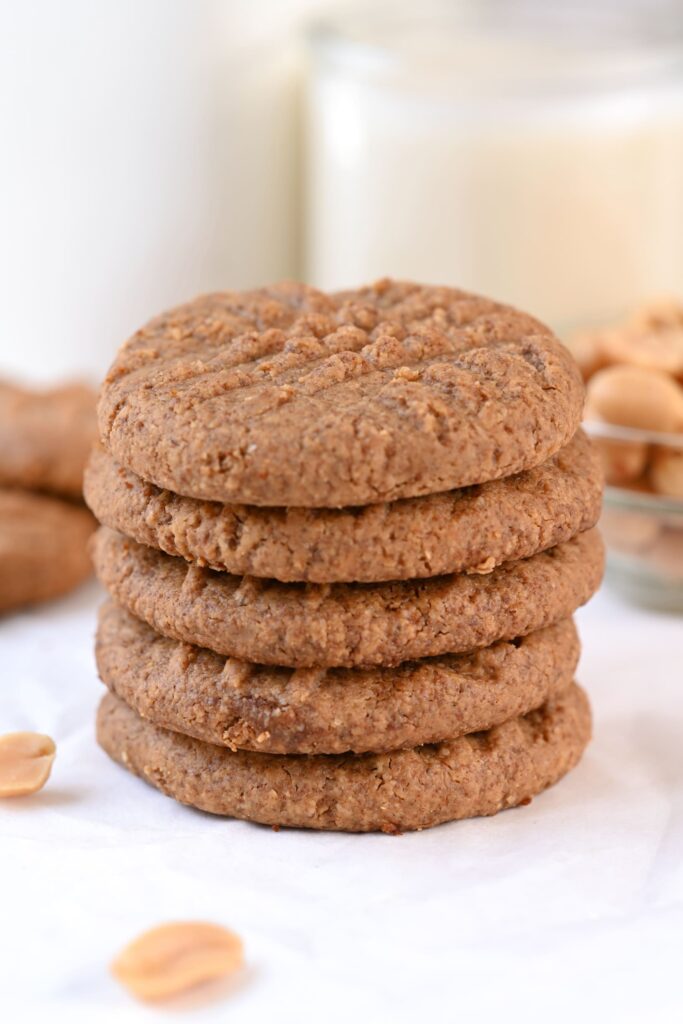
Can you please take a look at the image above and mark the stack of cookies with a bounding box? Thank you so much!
[85,281,604,833]
[0,380,96,613]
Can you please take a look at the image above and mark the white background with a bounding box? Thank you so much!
[1,582,681,1023]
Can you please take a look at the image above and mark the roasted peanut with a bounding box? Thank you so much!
[111,921,244,1002]
[629,296,683,332]
[0,732,56,797]
[566,330,610,381]
[600,326,683,378]
[586,365,683,433]
[589,434,648,486]
[649,447,683,499]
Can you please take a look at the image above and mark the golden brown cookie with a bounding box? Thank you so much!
[98,281,584,507]
[0,489,94,613]
[97,683,591,832]
[91,527,604,668]
[84,430,602,583]
[96,602,580,754]
[0,379,97,499]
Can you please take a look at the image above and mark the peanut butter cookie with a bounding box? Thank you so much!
[0,489,94,612]
[98,281,584,507]
[96,602,580,754]
[97,683,591,832]
[0,380,96,498]
[85,430,601,583]
[91,527,603,668]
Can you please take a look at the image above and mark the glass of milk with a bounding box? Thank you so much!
[306,0,683,334]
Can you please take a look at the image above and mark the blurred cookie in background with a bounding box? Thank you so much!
[0,489,94,613]
[0,378,97,612]
[0,379,97,499]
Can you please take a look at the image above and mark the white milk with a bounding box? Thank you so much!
[0,1,301,384]
[306,4,683,333]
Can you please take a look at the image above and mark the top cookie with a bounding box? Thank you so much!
[0,379,97,498]
[98,281,584,507]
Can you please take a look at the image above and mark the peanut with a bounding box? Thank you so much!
[590,434,648,486]
[629,296,683,332]
[566,330,610,381]
[601,326,683,378]
[649,447,683,499]
[111,921,244,1002]
[0,732,56,797]
[586,365,683,433]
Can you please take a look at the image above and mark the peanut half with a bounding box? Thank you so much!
[111,921,244,1002]
[601,326,683,378]
[629,297,683,333]
[0,732,56,797]
[588,434,648,486]
[566,329,610,381]
[586,364,683,433]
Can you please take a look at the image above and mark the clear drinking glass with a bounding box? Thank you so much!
[306,0,683,336]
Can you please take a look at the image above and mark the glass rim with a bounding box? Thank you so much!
[584,418,683,449]
[309,0,683,96]
[604,484,683,517]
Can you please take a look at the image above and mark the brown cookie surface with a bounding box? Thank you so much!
[0,489,95,612]
[98,281,584,507]
[85,430,602,583]
[96,603,580,754]
[97,683,591,832]
[0,380,97,499]
[91,527,604,668]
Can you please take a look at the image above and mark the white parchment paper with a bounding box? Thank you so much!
[1,581,681,1023]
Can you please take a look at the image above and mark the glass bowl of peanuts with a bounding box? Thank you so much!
[570,298,683,612]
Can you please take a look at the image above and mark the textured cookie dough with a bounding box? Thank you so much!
[97,683,591,832]
[91,527,604,668]
[96,603,580,754]
[0,489,94,612]
[0,380,97,498]
[85,430,602,583]
[98,280,584,507]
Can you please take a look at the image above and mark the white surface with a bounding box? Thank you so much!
[0,581,681,1023]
